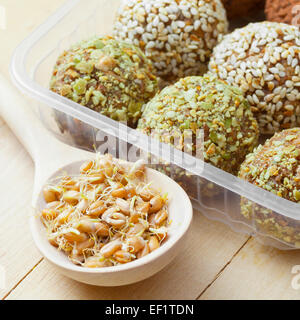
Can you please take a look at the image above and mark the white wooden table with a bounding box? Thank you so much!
[0,0,300,300]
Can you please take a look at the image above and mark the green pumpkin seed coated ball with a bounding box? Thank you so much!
[50,36,159,127]
[137,74,259,176]
[239,128,300,246]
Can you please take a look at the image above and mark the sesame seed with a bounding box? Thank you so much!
[285,105,295,111]
[270,67,279,74]
[177,21,185,28]
[136,26,144,34]
[256,90,264,97]
[292,58,298,68]
[287,93,296,101]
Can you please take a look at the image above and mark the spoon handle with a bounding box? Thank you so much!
[0,73,92,204]
[0,73,49,161]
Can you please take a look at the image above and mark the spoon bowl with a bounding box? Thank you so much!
[31,161,193,286]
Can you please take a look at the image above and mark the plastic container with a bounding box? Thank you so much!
[10,0,300,250]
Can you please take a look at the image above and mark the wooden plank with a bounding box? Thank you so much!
[0,124,42,299]
[0,0,65,299]
[199,238,300,300]
[5,213,247,300]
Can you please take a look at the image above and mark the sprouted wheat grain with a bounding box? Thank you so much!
[39,154,169,268]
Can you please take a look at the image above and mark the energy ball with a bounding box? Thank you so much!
[239,128,300,246]
[265,0,300,25]
[209,22,300,134]
[50,36,158,127]
[221,0,265,19]
[113,0,228,83]
[137,75,259,194]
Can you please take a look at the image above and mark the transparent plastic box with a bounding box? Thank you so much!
[10,0,300,250]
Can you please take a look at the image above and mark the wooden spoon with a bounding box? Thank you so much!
[0,74,193,286]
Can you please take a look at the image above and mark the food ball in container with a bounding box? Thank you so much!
[113,0,228,83]
[137,74,259,196]
[265,0,300,25]
[50,35,159,128]
[239,128,300,246]
[209,22,300,134]
[221,0,265,19]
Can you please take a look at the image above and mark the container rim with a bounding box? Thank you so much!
[9,0,300,221]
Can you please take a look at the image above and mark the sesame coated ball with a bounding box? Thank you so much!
[239,128,300,246]
[209,21,300,134]
[50,36,158,127]
[265,0,300,25]
[137,74,259,175]
[113,0,228,83]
